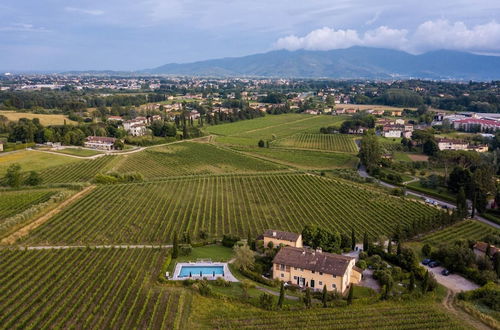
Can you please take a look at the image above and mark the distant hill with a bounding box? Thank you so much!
[147,47,500,80]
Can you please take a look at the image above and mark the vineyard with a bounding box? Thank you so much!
[192,295,465,329]
[422,220,500,246]
[21,173,438,245]
[39,155,117,183]
[272,133,358,153]
[0,248,191,329]
[208,114,347,146]
[114,142,284,179]
[0,189,57,220]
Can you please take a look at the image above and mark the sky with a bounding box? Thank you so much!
[1,0,500,71]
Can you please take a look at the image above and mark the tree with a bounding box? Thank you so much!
[233,244,255,271]
[258,139,265,148]
[172,232,179,259]
[422,270,429,293]
[387,240,392,254]
[260,292,274,310]
[24,171,42,186]
[113,139,124,150]
[409,272,415,292]
[423,139,439,156]
[322,284,328,308]
[422,243,432,257]
[493,252,500,278]
[351,228,356,251]
[303,287,312,308]
[278,282,285,308]
[359,131,381,170]
[456,187,468,218]
[363,232,369,251]
[5,163,22,188]
[347,285,354,305]
[396,241,402,256]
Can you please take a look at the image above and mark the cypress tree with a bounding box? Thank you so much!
[322,285,328,308]
[172,231,179,259]
[396,241,402,256]
[363,232,369,251]
[409,272,415,292]
[304,288,312,308]
[278,282,285,308]
[422,270,429,293]
[351,228,356,251]
[387,240,392,254]
[456,187,467,218]
[347,285,354,305]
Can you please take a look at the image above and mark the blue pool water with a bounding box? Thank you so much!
[179,265,224,277]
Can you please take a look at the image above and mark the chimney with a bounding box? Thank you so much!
[272,231,276,237]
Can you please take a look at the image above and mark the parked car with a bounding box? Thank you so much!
[433,201,439,206]
[428,261,440,268]
[441,205,448,209]
[422,259,431,265]
[441,269,450,276]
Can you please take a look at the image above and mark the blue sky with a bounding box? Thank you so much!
[1,0,500,71]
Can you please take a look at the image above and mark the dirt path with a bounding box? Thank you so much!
[0,185,96,245]
[442,290,492,330]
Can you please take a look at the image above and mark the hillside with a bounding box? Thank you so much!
[148,46,500,80]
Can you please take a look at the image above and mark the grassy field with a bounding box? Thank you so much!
[0,248,191,329]
[208,114,348,146]
[0,150,80,175]
[421,220,500,246]
[0,189,56,220]
[238,147,359,169]
[114,142,284,179]
[0,111,77,126]
[19,173,438,245]
[52,148,103,157]
[168,245,234,272]
[190,294,465,329]
[272,133,358,153]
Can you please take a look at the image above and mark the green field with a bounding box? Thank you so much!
[114,142,284,179]
[0,189,56,220]
[191,295,465,329]
[0,248,190,329]
[422,220,500,246]
[238,147,359,169]
[39,155,117,183]
[0,150,80,175]
[20,173,438,245]
[208,114,347,146]
[272,133,358,153]
[52,148,103,157]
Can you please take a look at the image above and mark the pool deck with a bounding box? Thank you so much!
[170,261,239,282]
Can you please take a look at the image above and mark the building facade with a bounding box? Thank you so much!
[263,230,303,248]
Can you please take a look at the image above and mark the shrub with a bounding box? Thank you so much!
[179,244,192,256]
[259,292,274,310]
[222,234,240,248]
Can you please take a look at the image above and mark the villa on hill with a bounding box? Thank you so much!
[84,136,118,150]
[272,246,362,293]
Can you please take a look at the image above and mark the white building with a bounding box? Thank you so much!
[84,136,118,150]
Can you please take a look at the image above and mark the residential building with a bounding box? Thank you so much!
[107,116,122,121]
[453,118,500,132]
[272,246,362,293]
[84,136,117,150]
[437,138,468,151]
[263,230,303,248]
[304,109,319,115]
[468,145,489,153]
[473,242,500,259]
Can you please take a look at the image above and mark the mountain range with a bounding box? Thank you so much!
[146,47,500,80]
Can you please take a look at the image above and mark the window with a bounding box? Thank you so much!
[312,271,315,274]
[332,284,336,289]
[319,272,323,275]
[280,264,285,271]
[319,281,323,286]
[293,276,297,280]
[281,273,284,278]
[332,275,336,278]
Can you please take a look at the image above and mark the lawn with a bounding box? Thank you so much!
[168,245,234,272]
[52,148,103,157]
[0,150,80,175]
[0,111,77,126]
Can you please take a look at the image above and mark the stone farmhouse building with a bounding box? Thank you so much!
[84,136,118,150]
[263,229,303,248]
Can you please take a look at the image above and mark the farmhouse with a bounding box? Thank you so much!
[272,246,361,293]
[437,138,468,151]
[84,136,118,150]
[473,242,500,259]
[263,229,303,248]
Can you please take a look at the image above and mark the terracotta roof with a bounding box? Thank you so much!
[474,242,500,256]
[437,138,467,144]
[86,136,116,144]
[455,118,500,127]
[273,246,354,276]
[263,230,300,242]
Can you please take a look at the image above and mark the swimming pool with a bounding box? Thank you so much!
[179,265,224,278]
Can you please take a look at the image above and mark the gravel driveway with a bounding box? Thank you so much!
[425,265,479,292]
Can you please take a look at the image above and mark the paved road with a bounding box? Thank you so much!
[424,265,479,292]
[358,165,500,229]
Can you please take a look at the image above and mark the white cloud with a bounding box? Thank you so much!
[274,20,500,54]
[0,24,50,33]
[65,7,104,16]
